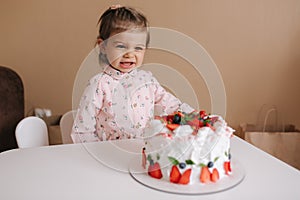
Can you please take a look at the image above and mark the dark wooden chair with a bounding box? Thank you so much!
[0,66,24,152]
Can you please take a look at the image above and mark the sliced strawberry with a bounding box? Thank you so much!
[178,169,192,185]
[200,166,211,183]
[199,110,207,118]
[210,168,220,182]
[228,162,232,171]
[187,118,201,127]
[155,116,167,124]
[148,162,163,179]
[166,123,179,131]
[224,161,232,175]
[170,165,181,183]
[175,111,185,117]
[166,115,174,123]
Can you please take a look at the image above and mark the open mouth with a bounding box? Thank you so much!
[120,62,135,69]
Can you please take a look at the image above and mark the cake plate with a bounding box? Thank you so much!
[129,157,245,195]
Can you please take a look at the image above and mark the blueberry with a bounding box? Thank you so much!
[149,160,154,166]
[207,161,214,168]
[172,114,181,124]
[179,162,186,169]
[228,153,232,160]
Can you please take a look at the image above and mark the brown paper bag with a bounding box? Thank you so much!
[42,115,63,145]
[240,106,300,170]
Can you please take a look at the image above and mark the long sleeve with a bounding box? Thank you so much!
[152,76,194,115]
[71,75,103,143]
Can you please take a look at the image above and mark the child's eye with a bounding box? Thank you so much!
[135,46,145,51]
[116,44,126,49]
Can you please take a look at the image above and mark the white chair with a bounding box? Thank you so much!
[15,116,49,148]
[60,110,76,144]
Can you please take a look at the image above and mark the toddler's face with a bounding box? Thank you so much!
[104,30,147,73]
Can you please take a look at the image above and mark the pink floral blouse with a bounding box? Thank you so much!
[71,66,194,143]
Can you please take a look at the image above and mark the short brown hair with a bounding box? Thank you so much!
[97,6,150,46]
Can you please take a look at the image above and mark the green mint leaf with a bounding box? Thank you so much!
[185,159,195,165]
[214,157,219,162]
[147,154,152,162]
[168,156,179,165]
[199,163,206,167]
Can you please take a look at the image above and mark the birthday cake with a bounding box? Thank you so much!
[142,110,234,185]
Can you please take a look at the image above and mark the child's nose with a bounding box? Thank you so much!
[123,50,135,58]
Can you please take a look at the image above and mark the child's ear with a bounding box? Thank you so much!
[97,38,106,52]
[97,38,103,45]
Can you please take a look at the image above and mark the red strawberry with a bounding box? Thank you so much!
[200,166,211,183]
[199,110,207,118]
[224,161,232,175]
[175,111,184,117]
[178,169,192,185]
[170,165,181,183]
[155,116,167,124]
[167,115,174,123]
[187,118,201,127]
[148,162,163,179]
[166,123,179,131]
[210,168,219,182]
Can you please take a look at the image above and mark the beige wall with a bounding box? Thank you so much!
[0,0,299,133]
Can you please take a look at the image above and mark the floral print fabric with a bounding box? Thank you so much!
[71,65,194,143]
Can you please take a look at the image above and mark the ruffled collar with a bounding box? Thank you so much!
[103,65,137,80]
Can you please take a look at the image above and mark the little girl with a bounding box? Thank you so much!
[71,5,194,143]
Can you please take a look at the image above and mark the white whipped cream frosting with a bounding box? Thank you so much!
[143,115,235,184]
